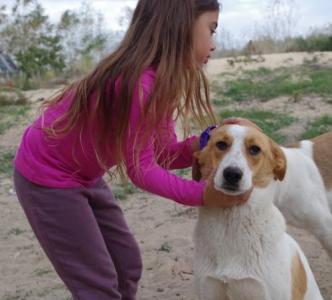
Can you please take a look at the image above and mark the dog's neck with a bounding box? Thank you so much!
[195,181,286,268]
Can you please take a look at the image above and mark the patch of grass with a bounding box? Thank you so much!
[0,150,15,176]
[213,65,332,102]
[7,228,26,236]
[175,168,191,177]
[301,115,332,139]
[33,268,53,277]
[3,290,33,300]
[113,182,139,200]
[220,109,295,143]
[212,97,232,106]
[308,67,332,94]
[158,242,172,253]
[245,67,272,77]
[113,188,127,200]
[0,104,30,135]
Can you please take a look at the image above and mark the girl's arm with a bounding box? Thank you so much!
[123,69,205,206]
[125,141,205,206]
[154,118,198,170]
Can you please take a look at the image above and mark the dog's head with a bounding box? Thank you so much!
[193,124,287,195]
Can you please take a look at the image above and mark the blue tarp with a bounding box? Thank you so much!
[0,53,18,76]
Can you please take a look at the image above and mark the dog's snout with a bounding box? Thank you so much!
[223,167,243,186]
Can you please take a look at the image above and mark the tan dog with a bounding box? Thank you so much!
[193,124,323,299]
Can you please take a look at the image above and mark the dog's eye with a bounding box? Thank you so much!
[249,145,261,156]
[216,141,228,151]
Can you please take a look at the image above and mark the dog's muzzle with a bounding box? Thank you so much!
[222,166,243,191]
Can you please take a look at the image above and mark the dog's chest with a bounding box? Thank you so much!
[194,204,286,277]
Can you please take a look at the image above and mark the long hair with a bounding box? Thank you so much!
[42,0,220,175]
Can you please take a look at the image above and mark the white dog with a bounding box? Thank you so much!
[194,127,332,258]
[275,132,332,258]
[193,124,324,299]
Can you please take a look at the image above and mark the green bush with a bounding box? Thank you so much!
[290,35,332,52]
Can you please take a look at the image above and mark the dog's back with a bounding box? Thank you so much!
[276,140,332,257]
[285,132,332,210]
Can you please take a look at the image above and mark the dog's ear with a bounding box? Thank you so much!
[270,140,287,181]
[192,151,202,181]
[193,149,215,181]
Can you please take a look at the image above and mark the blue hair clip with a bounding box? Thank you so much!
[199,125,217,150]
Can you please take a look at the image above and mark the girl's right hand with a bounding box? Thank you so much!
[203,179,252,208]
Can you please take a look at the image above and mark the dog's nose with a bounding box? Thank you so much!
[223,167,243,186]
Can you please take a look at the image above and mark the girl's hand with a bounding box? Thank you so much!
[191,136,200,153]
[222,117,262,132]
[203,179,252,208]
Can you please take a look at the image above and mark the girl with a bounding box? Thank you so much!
[13,0,250,299]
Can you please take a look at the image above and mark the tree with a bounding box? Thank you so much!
[16,35,64,79]
[0,4,7,26]
[118,6,134,29]
[262,0,299,40]
[56,1,109,74]
[0,0,65,88]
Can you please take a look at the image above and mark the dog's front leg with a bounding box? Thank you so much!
[226,278,270,300]
[197,276,227,300]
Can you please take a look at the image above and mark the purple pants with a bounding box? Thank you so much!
[14,169,142,300]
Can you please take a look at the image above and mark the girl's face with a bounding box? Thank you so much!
[193,10,219,65]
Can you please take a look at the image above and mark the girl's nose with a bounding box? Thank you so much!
[211,41,216,52]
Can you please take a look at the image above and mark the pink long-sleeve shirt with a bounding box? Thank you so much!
[14,68,205,206]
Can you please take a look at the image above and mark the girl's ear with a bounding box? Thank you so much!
[270,140,287,181]
[192,152,202,181]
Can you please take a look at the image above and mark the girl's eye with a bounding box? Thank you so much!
[210,29,216,35]
[249,145,261,156]
[216,141,228,151]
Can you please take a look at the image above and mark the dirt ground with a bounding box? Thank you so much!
[1,52,332,299]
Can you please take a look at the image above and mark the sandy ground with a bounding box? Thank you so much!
[1,52,332,299]
[206,51,332,76]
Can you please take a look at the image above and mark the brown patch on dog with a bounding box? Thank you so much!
[285,142,300,148]
[269,139,287,181]
[192,155,202,181]
[244,130,274,187]
[244,128,287,187]
[291,252,307,300]
[194,127,234,181]
[312,131,332,189]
